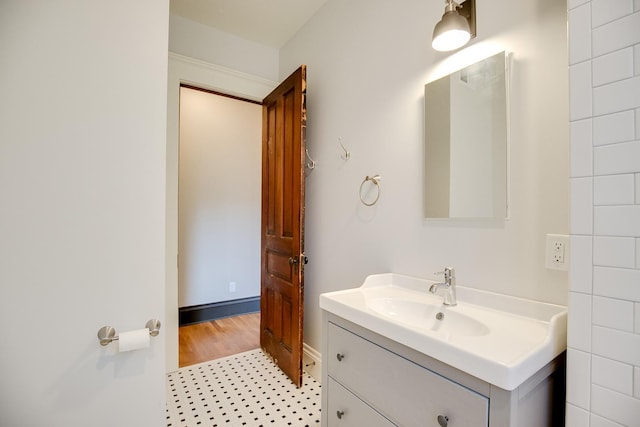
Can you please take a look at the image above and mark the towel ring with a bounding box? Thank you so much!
[359,175,381,206]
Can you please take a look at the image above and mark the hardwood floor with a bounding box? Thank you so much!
[178,312,260,367]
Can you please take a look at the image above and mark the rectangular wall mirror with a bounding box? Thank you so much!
[424,51,509,219]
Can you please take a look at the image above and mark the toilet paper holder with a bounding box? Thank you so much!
[97,319,161,346]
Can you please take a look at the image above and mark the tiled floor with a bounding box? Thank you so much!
[166,349,322,427]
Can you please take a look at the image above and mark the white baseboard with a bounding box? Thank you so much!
[303,343,322,382]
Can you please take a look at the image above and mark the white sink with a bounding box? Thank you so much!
[319,273,567,391]
[368,297,490,337]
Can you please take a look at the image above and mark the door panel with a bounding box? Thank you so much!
[260,66,307,387]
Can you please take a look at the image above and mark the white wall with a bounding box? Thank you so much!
[280,0,570,352]
[179,88,262,307]
[0,1,168,425]
[566,2,640,426]
[170,14,279,82]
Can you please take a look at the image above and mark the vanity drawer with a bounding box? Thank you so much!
[327,377,396,427]
[327,322,489,427]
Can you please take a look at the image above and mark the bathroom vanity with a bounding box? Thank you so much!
[319,274,567,427]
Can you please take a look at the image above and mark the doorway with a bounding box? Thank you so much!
[163,53,277,372]
[166,53,277,372]
[177,85,262,367]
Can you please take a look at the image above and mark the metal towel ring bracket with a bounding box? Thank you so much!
[359,175,381,206]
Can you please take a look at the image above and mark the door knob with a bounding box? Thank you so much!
[336,410,345,419]
[288,257,298,265]
[437,415,449,426]
[336,353,345,361]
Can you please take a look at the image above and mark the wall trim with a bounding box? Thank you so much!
[303,343,322,382]
[179,297,260,326]
[180,83,262,105]
[168,52,277,102]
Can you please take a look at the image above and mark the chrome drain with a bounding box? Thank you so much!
[436,312,444,320]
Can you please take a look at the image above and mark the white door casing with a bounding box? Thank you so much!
[166,53,276,371]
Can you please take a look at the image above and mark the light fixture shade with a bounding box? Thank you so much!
[432,0,476,52]
[432,11,470,51]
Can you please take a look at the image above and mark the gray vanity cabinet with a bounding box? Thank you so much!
[326,378,396,426]
[321,312,566,427]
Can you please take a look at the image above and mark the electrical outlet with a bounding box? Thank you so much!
[229,282,236,293]
[551,241,565,263]
[545,234,570,271]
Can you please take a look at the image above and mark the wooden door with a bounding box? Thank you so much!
[260,65,307,387]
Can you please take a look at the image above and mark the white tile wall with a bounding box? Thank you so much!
[592,110,635,146]
[592,12,640,57]
[592,48,634,86]
[570,4,592,64]
[569,4,640,425]
[570,235,593,293]
[568,348,592,409]
[591,413,626,427]
[593,236,636,266]
[592,296,634,331]
[566,403,591,427]
[592,326,640,366]
[593,266,640,300]
[568,292,593,351]
[594,141,640,175]
[571,119,592,177]
[594,175,636,205]
[593,76,640,115]
[571,177,593,234]
[570,61,593,121]
[591,0,634,28]
[569,0,590,8]
[591,385,640,426]
[594,205,640,236]
[592,355,633,394]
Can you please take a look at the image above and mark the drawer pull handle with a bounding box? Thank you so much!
[336,353,345,362]
[337,410,345,419]
[437,415,449,427]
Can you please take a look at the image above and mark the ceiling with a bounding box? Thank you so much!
[170,0,329,48]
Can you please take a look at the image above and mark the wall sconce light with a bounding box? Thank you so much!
[432,0,476,52]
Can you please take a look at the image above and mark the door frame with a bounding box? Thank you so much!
[166,52,276,372]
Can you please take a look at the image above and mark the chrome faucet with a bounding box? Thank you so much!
[429,267,457,306]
